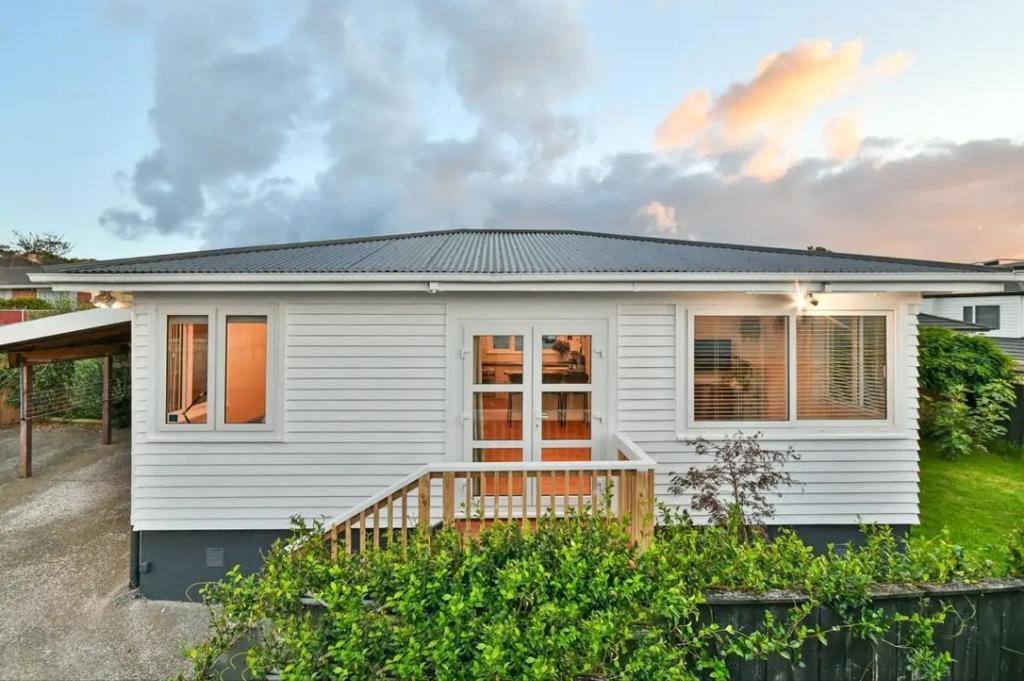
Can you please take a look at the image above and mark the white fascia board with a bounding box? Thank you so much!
[32,270,1014,283]
[0,307,130,347]
[32,271,1013,295]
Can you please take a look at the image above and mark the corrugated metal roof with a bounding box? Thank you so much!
[47,229,1008,276]
[991,337,1024,372]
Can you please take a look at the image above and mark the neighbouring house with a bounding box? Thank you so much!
[24,229,1017,600]
[0,254,92,307]
[921,258,1024,374]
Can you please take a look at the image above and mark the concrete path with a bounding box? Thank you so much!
[0,424,210,680]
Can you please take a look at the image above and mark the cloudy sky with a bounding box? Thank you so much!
[2,1,1023,261]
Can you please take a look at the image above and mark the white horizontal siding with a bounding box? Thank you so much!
[923,295,1023,337]
[131,299,447,531]
[616,300,920,526]
[131,293,921,531]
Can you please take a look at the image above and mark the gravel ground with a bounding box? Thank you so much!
[0,424,211,680]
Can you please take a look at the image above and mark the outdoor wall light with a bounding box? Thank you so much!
[792,285,820,312]
[92,291,116,308]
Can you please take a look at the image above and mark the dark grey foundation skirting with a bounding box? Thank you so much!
[770,524,910,553]
[137,529,291,601]
[137,525,910,601]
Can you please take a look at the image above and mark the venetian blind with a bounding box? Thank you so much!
[796,315,886,420]
[692,315,789,421]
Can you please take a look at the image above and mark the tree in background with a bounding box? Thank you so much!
[918,326,1018,458]
[1,230,74,262]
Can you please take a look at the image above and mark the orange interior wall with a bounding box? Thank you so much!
[225,321,267,424]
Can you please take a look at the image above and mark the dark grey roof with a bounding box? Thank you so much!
[0,266,45,287]
[47,229,1009,276]
[917,313,992,333]
[991,337,1024,372]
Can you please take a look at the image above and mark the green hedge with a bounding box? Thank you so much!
[0,357,130,425]
[918,326,1019,458]
[184,515,1024,680]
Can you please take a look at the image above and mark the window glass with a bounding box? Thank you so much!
[166,316,208,424]
[975,305,1000,330]
[225,316,267,424]
[962,306,974,324]
[541,334,591,384]
[540,392,590,439]
[473,392,523,440]
[474,335,523,384]
[797,316,886,420]
[693,316,788,421]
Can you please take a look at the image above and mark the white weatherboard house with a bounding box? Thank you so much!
[30,229,1016,599]
[921,259,1024,372]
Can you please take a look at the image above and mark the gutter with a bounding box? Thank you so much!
[28,271,1015,295]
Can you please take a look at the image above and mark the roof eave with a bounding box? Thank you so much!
[31,270,1014,294]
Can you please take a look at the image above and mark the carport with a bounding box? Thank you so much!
[0,307,131,477]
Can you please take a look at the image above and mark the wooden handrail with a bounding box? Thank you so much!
[317,433,657,555]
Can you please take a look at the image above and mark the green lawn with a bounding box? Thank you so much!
[916,440,1024,557]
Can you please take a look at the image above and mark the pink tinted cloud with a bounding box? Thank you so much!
[823,115,862,160]
[654,40,912,177]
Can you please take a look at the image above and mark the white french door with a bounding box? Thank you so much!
[463,322,607,478]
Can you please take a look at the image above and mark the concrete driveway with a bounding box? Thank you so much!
[0,424,210,680]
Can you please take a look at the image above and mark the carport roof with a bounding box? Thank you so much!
[0,308,131,365]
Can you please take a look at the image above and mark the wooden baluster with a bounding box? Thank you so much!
[373,505,381,550]
[533,472,541,525]
[616,471,624,521]
[418,476,431,538]
[636,469,652,549]
[330,524,338,560]
[464,472,472,542]
[400,488,409,549]
[358,510,367,553]
[506,471,513,521]
[548,472,555,516]
[344,519,352,555]
[490,471,498,523]
[442,472,455,528]
[563,470,570,518]
[576,470,584,516]
[521,471,529,531]
[387,495,394,550]
[598,471,606,518]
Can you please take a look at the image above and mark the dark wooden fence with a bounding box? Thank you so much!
[215,580,1024,680]
[1006,383,1024,447]
[704,580,1024,681]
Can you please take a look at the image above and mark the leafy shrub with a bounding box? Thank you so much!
[668,432,801,541]
[183,515,1022,680]
[918,327,1018,458]
[0,297,54,310]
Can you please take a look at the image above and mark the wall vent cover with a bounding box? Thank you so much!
[205,547,225,568]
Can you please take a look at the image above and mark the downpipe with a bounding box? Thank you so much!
[129,530,140,589]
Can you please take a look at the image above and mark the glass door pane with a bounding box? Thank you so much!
[469,331,531,509]
[534,331,598,503]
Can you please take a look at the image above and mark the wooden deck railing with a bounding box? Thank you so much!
[318,433,657,557]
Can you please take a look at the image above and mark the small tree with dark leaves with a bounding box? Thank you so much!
[668,431,801,541]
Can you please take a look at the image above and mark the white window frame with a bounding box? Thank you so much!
[215,305,278,433]
[152,303,282,441]
[677,304,896,437]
